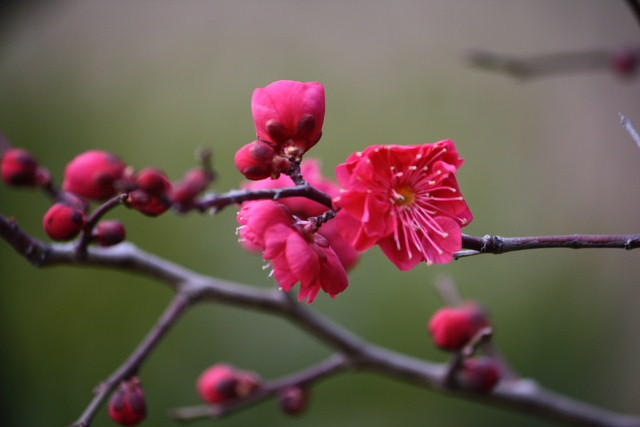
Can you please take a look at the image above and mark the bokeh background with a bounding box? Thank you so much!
[1,1,639,426]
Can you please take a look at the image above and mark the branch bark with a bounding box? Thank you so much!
[2,215,639,427]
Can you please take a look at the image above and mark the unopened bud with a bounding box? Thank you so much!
[234,140,278,180]
[135,167,172,196]
[197,363,239,404]
[42,203,86,241]
[93,220,126,246]
[1,148,39,186]
[127,189,171,217]
[197,363,261,404]
[611,48,638,78]
[279,386,309,415]
[456,356,500,394]
[171,168,211,206]
[108,377,147,426]
[428,302,489,351]
[63,150,126,200]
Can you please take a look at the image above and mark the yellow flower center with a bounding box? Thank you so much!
[393,186,416,206]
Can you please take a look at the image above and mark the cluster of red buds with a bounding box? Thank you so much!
[195,363,310,416]
[428,301,501,394]
[235,80,325,180]
[1,147,214,245]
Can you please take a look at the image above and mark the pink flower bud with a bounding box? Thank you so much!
[135,167,172,196]
[456,357,500,394]
[108,377,147,426]
[251,80,325,156]
[428,302,489,351]
[127,189,171,217]
[171,168,212,206]
[42,203,86,241]
[279,386,309,415]
[1,148,39,186]
[196,364,261,404]
[63,150,126,200]
[197,364,240,404]
[234,140,279,180]
[93,220,126,246]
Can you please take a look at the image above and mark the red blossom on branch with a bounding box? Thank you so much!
[333,140,473,270]
[241,159,359,271]
[237,200,348,303]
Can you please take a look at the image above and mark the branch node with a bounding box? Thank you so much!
[481,235,504,253]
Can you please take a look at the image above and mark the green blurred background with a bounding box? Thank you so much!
[1,1,639,426]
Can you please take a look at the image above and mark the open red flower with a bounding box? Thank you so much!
[241,159,359,271]
[333,140,473,270]
[251,80,325,159]
[237,200,348,303]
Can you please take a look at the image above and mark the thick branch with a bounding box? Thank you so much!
[3,217,640,426]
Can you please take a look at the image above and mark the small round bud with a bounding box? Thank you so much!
[428,302,489,351]
[279,386,309,416]
[234,140,278,180]
[1,148,39,186]
[93,220,126,246]
[197,364,240,404]
[196,364,261,404]
[135,167,172,196]
[610,48,638,78]
[42,203,86,241]
[456,357,500,394]
[127,189,171,217]
[108,377,147,426]
[171,168,211,206]
[63,150,126,200]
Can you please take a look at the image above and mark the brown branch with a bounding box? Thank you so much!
[466,44,640,81]
[2,216,640,427]
[458,233,640,259]
[75,193,128,256]
[625,0,640,29]
[70,293,192,427]
[467,49,611,80]
[196,184,334,214]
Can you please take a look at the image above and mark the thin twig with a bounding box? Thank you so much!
[70,293,192,427]
[75,193,128,256]
[169,353,351,421]
[461,233,640,255]
[467,49,610,80]
[196,184,334,214]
